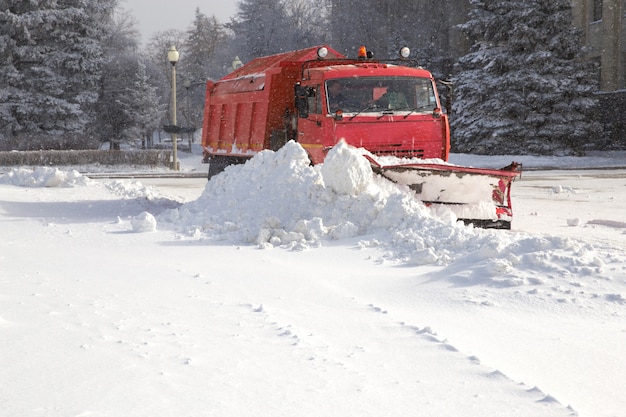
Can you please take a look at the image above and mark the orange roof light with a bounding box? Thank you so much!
[358,45,367,59]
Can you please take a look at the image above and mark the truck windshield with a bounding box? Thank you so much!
[326,77,436,114]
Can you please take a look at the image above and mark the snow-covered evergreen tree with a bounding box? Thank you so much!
[0,0,115,149]
[95,55,136,148]
[145,29,187,93]
[451,0,601,155]
[229,0,294,60]
[179,9,228,131]
[95,55,163,149]
[184,9,228,82]
[329,0,384,56]
[229,0,327,61]
[329,0,461,76]
[283,0,328,49]
[122,61,163,147]
[93,10,163,149]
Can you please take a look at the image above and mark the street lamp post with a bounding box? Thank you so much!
[167,45,179,170]
[184,79,192,150]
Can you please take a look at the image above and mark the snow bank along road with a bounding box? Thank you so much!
[143,168,626,245]
[0,147,624,417]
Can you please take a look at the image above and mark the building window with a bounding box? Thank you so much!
[593,0,603,21]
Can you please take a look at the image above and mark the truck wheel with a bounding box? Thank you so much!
[207,156,229,180]
[207,156,250,180]
[270,129,288,151]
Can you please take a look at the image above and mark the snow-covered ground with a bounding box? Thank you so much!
[0,143,624,417]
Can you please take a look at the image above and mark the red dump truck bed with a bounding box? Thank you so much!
[201,47,344,158]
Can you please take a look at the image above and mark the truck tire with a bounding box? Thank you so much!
[207,155,230,180]
[207,155,249,180]
[270,129,288,151]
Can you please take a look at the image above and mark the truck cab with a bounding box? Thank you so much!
[295,59,449,164]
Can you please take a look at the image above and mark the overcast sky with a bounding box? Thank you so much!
[121,0,238,43]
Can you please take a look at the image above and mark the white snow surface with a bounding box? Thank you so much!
[1,141,625,417]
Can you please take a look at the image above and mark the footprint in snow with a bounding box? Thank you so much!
[367,304,388,314]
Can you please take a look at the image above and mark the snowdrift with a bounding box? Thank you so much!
[0,166,93,187]
[158,141,624,294]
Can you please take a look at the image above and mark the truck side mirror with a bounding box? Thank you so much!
[438,78,453,115]
[295,84,309,118]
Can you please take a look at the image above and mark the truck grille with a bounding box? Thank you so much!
[372,149,425,158]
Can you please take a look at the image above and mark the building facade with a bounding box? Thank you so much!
[572,0,625,92]
[571,0,625,144]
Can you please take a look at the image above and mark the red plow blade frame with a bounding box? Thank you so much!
[366,156,522,229]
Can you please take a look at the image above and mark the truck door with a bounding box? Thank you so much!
[295,84,325,164]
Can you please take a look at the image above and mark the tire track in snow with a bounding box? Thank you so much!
[240,297,576,416]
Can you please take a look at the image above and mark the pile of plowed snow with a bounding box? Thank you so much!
[160,141,452,249]
[160,141,623,289]
[0,166,92,187]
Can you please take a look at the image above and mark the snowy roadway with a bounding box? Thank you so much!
[0,145,624,417]
[142,168,626,246]
[513,169,626,247]
[137,163,626,417]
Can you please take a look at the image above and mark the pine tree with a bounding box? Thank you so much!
[229,0,296,60]
[329,0,383,56]
[177,9,229,133]
[93,10,164,149]
[145,29,187,95]
[0,0,115,149]
[451,0,601,155]
[95,55,162,149]
[329,0,461,73]
[122,60,163,147]
[184,8,228,82]
[283,0,328,49]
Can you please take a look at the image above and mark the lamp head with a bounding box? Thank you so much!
[168,46,179,66]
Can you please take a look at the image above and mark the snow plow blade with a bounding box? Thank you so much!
[366,156,522,229]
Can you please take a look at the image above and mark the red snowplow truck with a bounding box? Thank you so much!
[201,45,521,229]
